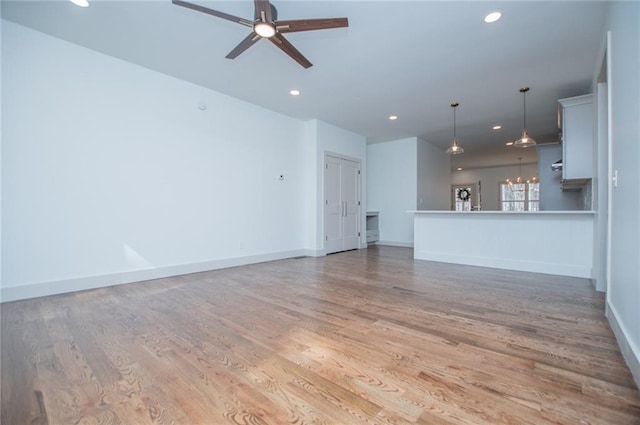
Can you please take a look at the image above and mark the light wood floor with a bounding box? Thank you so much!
[2,246,639,424]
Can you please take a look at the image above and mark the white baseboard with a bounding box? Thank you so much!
[376,240,414,248]
[606,302,640,389]
[1,249,308,303]
[414,250,591,278]
[301,248,326,257]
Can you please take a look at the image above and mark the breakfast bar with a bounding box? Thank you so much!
[411,211,595,278]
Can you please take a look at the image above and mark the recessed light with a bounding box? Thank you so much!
[484,11,502,23]
[70,0,89,7]
[456,167,463,171]
[389,115,398,120]
[505,141,514,146]
[492,125,502,130]
[289,89,300,96]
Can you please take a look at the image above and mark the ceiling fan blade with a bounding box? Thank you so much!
[276,18,348,33]
[172,0,253,27]
[269,34,312,68]
[254,0,273,22]
[226,33,261,59]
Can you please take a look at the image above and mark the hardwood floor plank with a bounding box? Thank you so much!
[2,246,639,424]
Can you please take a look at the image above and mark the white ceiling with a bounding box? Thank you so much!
[1,0,607,168]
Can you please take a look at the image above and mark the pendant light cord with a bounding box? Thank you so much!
[520,87,530,129]
[453,106,457,139]
[523,91,527,129]
[451,102,459,140]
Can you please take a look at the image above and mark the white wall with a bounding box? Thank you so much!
[2,21,313,301]
[417,138,450,210]
[367,138,417,246]
[603,1,640,387]
[536,144,581,211]
[451,163,538,211]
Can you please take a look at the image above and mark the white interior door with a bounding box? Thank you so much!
[341,159,361,251]
[324,154,361,254]
[325,156,343,254]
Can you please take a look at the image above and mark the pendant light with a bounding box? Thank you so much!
[514,87,536,148]
[446,102,464,155]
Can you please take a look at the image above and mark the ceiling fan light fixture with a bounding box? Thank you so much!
[446,102,464,155]
[254,22,276,38]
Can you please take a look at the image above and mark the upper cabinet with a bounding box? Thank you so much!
[558,94,594,184]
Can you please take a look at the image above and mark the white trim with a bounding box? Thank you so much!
[377,240,414,248]
[605,31,614,300]
[606,302,640,389]
[301,248,326,258]
[1,249,308,303]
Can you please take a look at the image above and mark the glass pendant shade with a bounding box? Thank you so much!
[446,102,464,155]
[446,138,464,154]
[514,128,536,148]
[514,87,536,148]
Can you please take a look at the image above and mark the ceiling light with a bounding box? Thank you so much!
[254,22,276,38]
[484,11,502,23]
[70,0,89,7]
[446,102,464,155]
[389,115,398,120]
[505,141,514,146]
[290,89,300,96]
[513,87,537,148]
[492,125,502,130]
[457,167,463,171]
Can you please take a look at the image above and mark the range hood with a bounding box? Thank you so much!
[551,159,563,171]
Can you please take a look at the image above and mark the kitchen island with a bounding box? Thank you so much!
[411,211,595,278]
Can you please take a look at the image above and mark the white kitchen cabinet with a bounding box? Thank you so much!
[558,94,594,184]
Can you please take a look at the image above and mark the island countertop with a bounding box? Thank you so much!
[409,210,595,215]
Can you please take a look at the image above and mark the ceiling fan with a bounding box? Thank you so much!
[172,0,349,68]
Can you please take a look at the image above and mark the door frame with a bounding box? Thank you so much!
[324,152,362,254]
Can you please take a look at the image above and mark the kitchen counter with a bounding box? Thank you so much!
[410,210,595,215]
[410,210,594,278]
